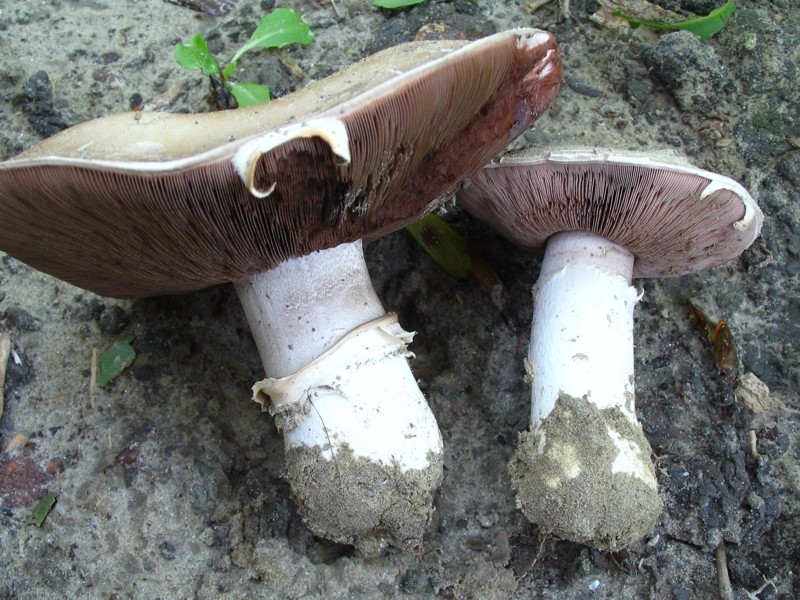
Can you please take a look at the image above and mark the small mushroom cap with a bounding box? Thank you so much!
[459,148,763,278]
[0,29,562,299]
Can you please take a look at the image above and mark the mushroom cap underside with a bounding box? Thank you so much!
[458,149,763,278]
[0,29,563,299]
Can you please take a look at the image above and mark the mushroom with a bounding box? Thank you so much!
[0,30,563,550]
[458,148,763,549]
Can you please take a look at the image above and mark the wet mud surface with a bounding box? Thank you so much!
[1,0,798,598]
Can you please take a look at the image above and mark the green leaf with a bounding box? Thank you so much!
[175,34,221,77]
[614,0,736,41]
[407,214,473,279]
[228,8,314,69]
[407,213,508,307]
[373,0,427,8]
[30,492,57,527]
[97,335,136,388]
[228,81,271,107]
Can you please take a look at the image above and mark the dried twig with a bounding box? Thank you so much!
[90,348,98,409]
[715,542,734,600]
[748,429,759,460]
[0,333,10,421]
[746,576,778,599]
[516,532,549,583]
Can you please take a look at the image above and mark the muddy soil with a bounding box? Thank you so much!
[0,0,797,598]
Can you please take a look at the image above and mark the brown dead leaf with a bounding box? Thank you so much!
[141,85,185,113]
[0,450,54,509]
[163,0,234,16]
[104,442,141,471]
[736,372,798,415]
[415,23,481,42]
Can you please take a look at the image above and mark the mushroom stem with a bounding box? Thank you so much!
[509,230,662,550]
[234,240,443,551]
[530,231,639,421]
[235,239,385,377]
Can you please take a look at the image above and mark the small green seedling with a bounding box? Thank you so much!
[175,8,314,108]
[615,0,736,41]
[373,0,427,8]
[407,213,507,308]
[30,491,57,527]
[97,335,136,388]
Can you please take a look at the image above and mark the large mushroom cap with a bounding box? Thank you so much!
[0,29,562,299]
[459,148,763,278]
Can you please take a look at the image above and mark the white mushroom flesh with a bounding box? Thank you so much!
[528,229,656,487]
[234,239,442,471]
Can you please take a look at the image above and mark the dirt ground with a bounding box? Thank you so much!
[0,0,798,598]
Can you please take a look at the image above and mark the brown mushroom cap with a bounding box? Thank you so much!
[0,29,562,299]
[459,148,763,278]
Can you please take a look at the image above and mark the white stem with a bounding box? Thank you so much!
[235,239,385,377]
[234,239,442,471]
[511,230,661,549]
[529,230,639,425]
